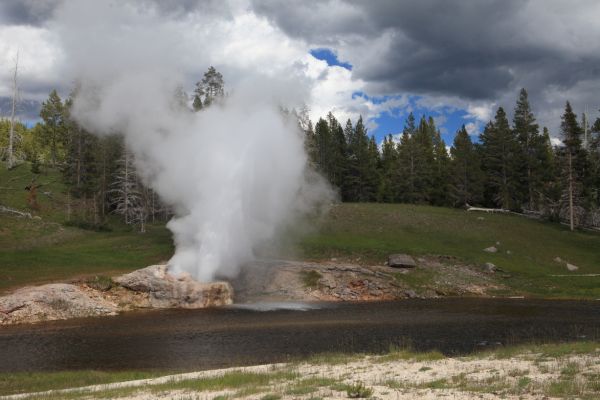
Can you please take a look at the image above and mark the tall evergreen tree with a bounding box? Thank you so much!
[395,113,418,202]
[559,101,586,230]
[479,107,520,209]
[39,90,67,166]
[62,95,100,199]
[450,126,483,206]
[431,127,451,206]
[537,127,561,216]
[192,66,225,110]
[411,116,435,202]
[513,88,545,210]
[314,117,331,178]
[327,112,348,190]
[378,134,398,202]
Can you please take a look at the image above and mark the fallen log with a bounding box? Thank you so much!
[0,205,32,218]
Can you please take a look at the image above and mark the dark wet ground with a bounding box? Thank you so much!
[0,298,598,372]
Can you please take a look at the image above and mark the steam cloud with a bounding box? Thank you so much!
[54,1,332,281]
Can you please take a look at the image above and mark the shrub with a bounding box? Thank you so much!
[85,275,115,291]
[346,382,373,398]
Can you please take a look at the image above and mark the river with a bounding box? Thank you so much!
[0,298,598,372]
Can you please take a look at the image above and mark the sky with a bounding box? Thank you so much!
[1,0,599,146]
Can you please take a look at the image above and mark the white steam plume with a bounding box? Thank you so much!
[54,1,333,281]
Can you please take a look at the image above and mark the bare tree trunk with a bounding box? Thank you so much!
[93,194,98,225]
[7,52,19,169]
[569,151,574,231]
[124,149,129,224]
[151,189,155,223]
[76,131,82,188]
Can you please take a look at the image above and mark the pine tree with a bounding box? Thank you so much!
[559,101,586,230]
[327,112,348,190]
[197,66,224,107]
[314,117,331,178]
[513,88,546,210]
[537,127,561,217]
[352,116,377,201]
[39,90,67,166]
[192,92,203,111]
[411,116,435,202]
[396,113,418,203]
[450,125,483,206]
[431,128,451,206]
[62,94,100,199]
[378,134,398,202]
[479,107,520,209]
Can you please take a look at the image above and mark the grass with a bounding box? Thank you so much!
[299,203,600,298]
[0,164,174,293]
[284,376,336,395]
[300,269,323,288]
[345,381,373,398]
[0,370,171,396]
[476,340,600,360]
[377,344,445,362]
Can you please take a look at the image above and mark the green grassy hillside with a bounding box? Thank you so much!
[0,164,173,293]
[301,203,600,298]
[1,165,599,298]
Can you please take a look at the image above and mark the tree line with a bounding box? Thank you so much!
[2,68,599,231]
[303,89,600,230]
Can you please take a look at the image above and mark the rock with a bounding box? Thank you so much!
[482,262,497,273]
[387,254,417,268]
[0,283,118,325]
[554,257,563,263]
[506,250,512,255]
[566,263,579,272]
[483,246,498,253]
[114,265,233,308]
[404,289,418,298]
[477,216,485,220]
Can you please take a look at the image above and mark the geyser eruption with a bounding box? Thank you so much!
[55,2,332,281]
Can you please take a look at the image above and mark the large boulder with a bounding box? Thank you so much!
[387,254,417,268]
[0,283,118,325]
[113,265,233,308]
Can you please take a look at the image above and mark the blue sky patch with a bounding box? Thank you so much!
[363,95,481,145]
[310,48,352,70]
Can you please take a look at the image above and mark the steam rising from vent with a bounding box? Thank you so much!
[55,1,333,281]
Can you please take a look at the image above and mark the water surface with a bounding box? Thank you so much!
[0,298,598,372]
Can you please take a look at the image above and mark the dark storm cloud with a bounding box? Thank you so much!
[251,0,600,102]
[0,0,231,26]
[0,0,59,26]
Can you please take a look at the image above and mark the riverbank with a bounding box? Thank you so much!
[2,341,599,399]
